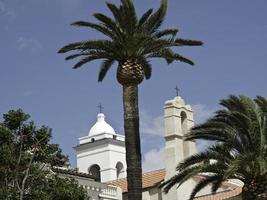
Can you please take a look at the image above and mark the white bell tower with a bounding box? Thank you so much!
[163,96,197,200]
[74,113,127,182]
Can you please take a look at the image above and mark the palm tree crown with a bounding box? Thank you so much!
[58,0,202,85]
[58,1,203,199]
[162,95,267,200]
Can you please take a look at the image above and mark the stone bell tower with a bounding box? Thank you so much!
[163,96,197,200]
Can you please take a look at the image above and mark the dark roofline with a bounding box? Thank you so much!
[74,138,125,152]
[52,167,96,180]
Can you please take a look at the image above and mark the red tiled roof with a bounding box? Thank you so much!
[109,169,242,200]
[192,175,240,190]
[109,169,165,193]
[195,188,242,200]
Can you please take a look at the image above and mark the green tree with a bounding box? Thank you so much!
[58,0,202,199]
[28,175,89,200]
[0,109,89,200]
[162,95,267,200]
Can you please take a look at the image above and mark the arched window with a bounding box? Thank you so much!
[116,162,124,179]
[181,111,187,135]
[88,164,101,182]
[181,111,190,158]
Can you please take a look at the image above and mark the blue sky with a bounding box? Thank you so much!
[1,0,267,171]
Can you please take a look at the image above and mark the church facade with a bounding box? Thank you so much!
[73,96,242,200]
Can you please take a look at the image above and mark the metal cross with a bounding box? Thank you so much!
[175,85,180,96]
[97,103,104,113]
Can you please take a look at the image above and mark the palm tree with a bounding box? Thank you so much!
[58,0,202,199]
[162,95,267,200]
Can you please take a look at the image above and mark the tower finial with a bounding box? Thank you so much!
[97,103,104,113]
[175,85,180,97]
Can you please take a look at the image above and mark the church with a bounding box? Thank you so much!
[63,95,242,200]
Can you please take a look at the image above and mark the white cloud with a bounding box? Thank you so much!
[140,103,216,136]
[17,37,43,52]
[142,147,165,172]
[0,1,6,13]
[0,1,15,18]
[191,104,218,152]
[191,104,217,124]
[4,9,15,18]
[140,110,164,136]
[139,104,217,170]
[0,1,15,30]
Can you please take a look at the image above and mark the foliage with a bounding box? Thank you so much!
[0,109,89,200]
[161,95,267,200]
[58,0,202,199]
[27,175,89,200]
[58,0,202,82]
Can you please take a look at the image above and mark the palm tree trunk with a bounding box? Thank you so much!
[123,84,142,200]
[242,177,267,200]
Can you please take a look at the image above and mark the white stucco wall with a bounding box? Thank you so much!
[76,140,126,182]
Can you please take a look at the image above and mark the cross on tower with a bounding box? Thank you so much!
[97,103,104,113]
[175,85,180,96]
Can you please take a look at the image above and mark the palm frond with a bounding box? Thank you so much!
[175,38,203,46]
[222,155,252,181]
[71,21,115,39]
[169,53,194,65]
[98,59,115,82]
[141,39,172,55]
[163,95,267,197]
[93,13,123,38]
[155,29,178,39]
[211,178,224,194]
[139,59,152,80]
[138,9,153,28]
[189,175,223,200]
[58,40,114,53]
[255,96,267,115]
[143,0,168,33]
[220,95,248,114]
[58,41,85,53]
[72,56,98,69]
[176,150,229,172]
[148,48,194,65]
[161,165,202,193]
[106,2,123,27]
[72,51,112,69]
[121,0,137,33]
[59,0,202,82]
[65,53,89,60]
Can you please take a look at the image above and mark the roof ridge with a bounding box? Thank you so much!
[143,168,165,175]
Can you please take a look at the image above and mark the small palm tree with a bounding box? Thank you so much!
[58,0,202,199]
[162,95,267,200]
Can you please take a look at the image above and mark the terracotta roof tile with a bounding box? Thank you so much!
[109,169,242,200]
[192,175,240,190]
[194,188,242,200]
[109,169,165,193]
